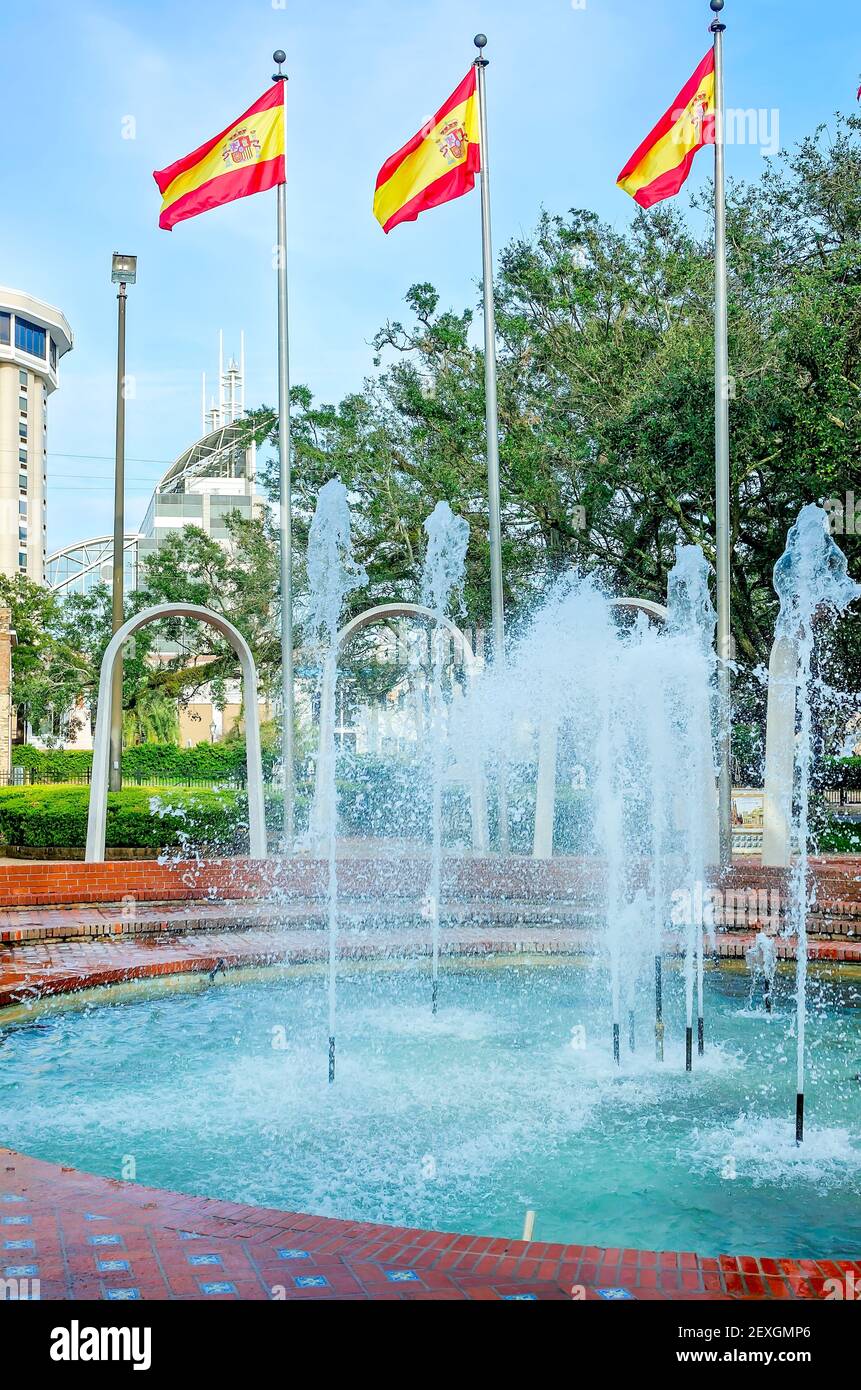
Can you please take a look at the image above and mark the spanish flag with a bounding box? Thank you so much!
[617,51,715,209]
[154,83,285,231]
[374,68,480,233]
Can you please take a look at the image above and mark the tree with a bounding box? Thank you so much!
[250,110,860,705]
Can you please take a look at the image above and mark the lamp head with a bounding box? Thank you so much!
[111,253,137,285]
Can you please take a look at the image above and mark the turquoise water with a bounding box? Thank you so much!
[1,961,860,1257]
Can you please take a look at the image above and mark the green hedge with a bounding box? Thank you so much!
[0,786,251,851]
[11,742,279,782]
[817,818,861,854]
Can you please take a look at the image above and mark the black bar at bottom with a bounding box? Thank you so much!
[796,1091,804,1144]
[685,1026,693,1072]
[613,1022,620,1065]
[697,1015,704,1055]
[328,1035,335,1084]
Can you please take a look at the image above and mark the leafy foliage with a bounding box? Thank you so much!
[6,112,860,761]
[0,785,247,851]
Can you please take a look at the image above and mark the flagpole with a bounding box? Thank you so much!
[710,1,732,865]
[273,49,295,852]
[474,33,509,853]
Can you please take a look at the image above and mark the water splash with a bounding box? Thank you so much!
[305,479,367,1082]
[449,551,718,1066]
[772,503,861,1140]
[745,932,777,1014]
[420,503,470,1014]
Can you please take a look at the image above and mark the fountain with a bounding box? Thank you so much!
[305,478,367,1082]
[746,932,777,1014]
[666,545,719,1066]
[420,501,470,1014]
[771,503,861,1141]
[13,487,859,1270]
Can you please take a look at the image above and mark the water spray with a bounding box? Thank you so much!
[665,545,719,1077]
[306,479,367,1085]
[771,504,861,1145]
[654,956,664,1061]
[420,502,470,1018]
[684,916,696,1074]
[696,934,705,1056]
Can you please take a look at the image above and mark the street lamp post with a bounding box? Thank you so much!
[109,253,136,793]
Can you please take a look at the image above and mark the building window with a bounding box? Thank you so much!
[19,500,27,517]
[18,448,27,465]
[19,423,27,441]
[19,396,27,414]
[50,338,57,370]
[0,312,10,345]
[18,553,27,569]
[15,317,46,358]
[19,526,27,542]
[19,369,27,388]
[19,475,27,490]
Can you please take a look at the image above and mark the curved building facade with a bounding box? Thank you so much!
[46,414,271,601]
[0,288,73,583]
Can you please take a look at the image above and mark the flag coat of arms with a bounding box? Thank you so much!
[617,50,716,208]
[154,83,285,230]
[374,68,480,233]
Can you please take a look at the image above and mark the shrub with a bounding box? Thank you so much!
[0,786,249,852]
[816,818,861,854]
[11,741,280,783]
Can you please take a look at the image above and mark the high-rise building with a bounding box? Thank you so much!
[42,334,273,748]
[0,288,73,583]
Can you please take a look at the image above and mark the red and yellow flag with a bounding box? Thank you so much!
[374,68,480,234]
[617,51,715,209]
[154,83,285,231]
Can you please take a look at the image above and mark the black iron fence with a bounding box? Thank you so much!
[0,769,254,791]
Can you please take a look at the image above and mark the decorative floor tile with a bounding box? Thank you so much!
[597,1287,635,1300]
[104,1287,141,1300]
[294,1275,330,1289]
[199,1281,237,1295]
[97,1259,130,1273]
[384,1270,420,1282]
[276,1249,311,1260]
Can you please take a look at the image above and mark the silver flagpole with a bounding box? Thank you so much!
[710,2,732,864]
[474,33,509,852]
[273,50,295,852]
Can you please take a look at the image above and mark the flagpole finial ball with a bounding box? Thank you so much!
[273,49,286,64]
[710,1,724,12]
[474,34,488,50]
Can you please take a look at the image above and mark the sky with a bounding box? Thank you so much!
[1,0,859,555]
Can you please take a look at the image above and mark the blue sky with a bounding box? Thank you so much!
[2,0,858,554]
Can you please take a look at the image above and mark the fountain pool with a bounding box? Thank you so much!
[2,958,860,1259]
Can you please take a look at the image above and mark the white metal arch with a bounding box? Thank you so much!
[85,603,267,862]
[309,602,488,853]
